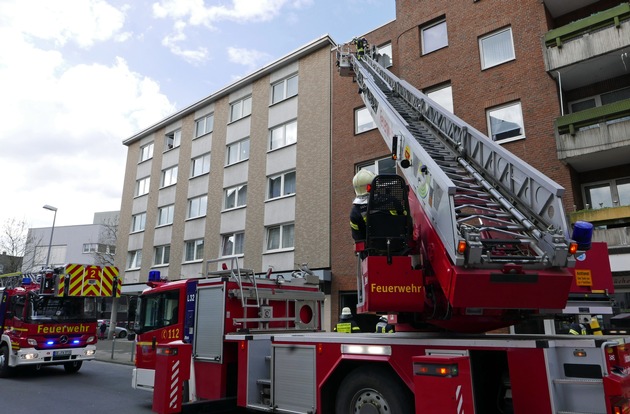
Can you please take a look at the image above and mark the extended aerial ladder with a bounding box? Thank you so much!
[338,48,591,331]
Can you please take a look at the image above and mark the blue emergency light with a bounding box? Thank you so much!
[22,277,32,285]
[572,221,593,251]
[148,270,161,282]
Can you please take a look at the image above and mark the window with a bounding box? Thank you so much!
[185,239,204,262]
[165,129,181,150]
[426,84,454,113]
[157,204,174,226]
[268,171,296,200]
[187,195,207,219]
[131,212,146,232]
[422,19,448,54]
[154,245,170,266]
[486,102,525,143]
[221,232,245,257]
[377,42,393,68]
[135,177,150,197]
[195,114,214,138]
[127,250,142,269]
[357,157,396,175]
[271,74,298,104]
[140,143,154,162]
[584,177,630,210]
[161,166,178,187]
[224,184,247,209]
[83,243,98,253]
[229,96,252,122]
[269,120,297,150]
[226,139,250,165]
[355,107,376,134]
[569,86,630,113]
[480,27,515,69]
[191,153,211,177]
[266,223,295,251]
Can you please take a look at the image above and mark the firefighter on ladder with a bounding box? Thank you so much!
[353,37,368,60]
[350,169,376,250]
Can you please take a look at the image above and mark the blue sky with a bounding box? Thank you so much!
[0,0,395,229]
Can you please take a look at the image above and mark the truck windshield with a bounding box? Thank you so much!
[134,290,179,334]
[28,296,97,323]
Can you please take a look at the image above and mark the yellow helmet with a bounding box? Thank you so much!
[353,169,375,196]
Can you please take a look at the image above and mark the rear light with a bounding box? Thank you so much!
[414,362,459,378]
[457,240,467,255]
[156,347,178,356]
[569,242,578,255]
[612,399,630,414]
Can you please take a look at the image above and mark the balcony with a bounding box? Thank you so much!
[543,3,630,90]
[542,0,600,19]
[554,99,630,171]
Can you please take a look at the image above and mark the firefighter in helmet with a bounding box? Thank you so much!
[569,316,587,335]
[350,169,375,243]
[333,307,361,333]
[376,315,395,333]
[353,37,368,60]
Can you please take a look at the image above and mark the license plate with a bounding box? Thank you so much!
[53,350,72,357]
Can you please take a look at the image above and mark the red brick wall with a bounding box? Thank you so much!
[330,0,580,322]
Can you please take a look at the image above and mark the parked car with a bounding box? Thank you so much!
[97,319,129,338]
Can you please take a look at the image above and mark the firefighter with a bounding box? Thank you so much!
[569,319,587,335]
[350,169,376,243]
[353,37,368,60]
[334,307,361,333]
[376,315,395,333]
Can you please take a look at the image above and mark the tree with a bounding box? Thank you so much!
[92,215,119,267]
[0,218,39,273]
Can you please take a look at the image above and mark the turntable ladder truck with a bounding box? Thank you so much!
[142,48,630,414]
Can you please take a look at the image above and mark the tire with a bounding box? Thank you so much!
[0,345,15,378]
[335,365,413,414]
[117,330,127,338]
[63,361,83,374]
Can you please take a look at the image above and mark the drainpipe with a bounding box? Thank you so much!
[557,71,564,116]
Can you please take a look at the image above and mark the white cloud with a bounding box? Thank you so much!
[227,47,272,70]
[0,0,127,48]
[153,0,315,59]
[0,0,176,228]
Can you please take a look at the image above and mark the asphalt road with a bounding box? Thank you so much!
[0,360,153,414]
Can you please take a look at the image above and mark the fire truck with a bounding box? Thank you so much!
[133,46,630,414]
[0,264,120,376]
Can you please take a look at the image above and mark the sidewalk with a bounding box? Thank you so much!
[94,338,136,366]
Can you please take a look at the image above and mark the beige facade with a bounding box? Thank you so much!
[115,36,334,294]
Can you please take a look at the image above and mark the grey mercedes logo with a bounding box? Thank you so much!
[59,335,68,344]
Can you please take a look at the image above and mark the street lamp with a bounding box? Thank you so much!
[43,204,58,271]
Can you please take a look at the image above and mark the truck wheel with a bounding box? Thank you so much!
[0,345,15,378]
[335,365,413,414]
[64,361,83,374]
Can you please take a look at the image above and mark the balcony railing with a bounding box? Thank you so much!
[555,99,630,136]
[545,3,630,48]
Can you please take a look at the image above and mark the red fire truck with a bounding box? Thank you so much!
[133,48,630,413]
[0,264,120,376]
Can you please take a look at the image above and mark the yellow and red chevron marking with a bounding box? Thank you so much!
[102,266,120,297]
[57,273,66,296]
[66,264,85,296]
[82,265,102,296]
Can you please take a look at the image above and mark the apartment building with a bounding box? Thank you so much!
[331,0,630,324]
[22,211,119,273]
[116,37,334,322]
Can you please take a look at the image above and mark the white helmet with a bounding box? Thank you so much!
[340,307,352,320]
[353,169,375,196]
